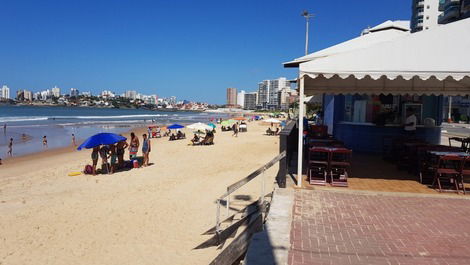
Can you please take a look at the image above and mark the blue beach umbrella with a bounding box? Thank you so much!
[167,124,185,129]
[77,133,127,150]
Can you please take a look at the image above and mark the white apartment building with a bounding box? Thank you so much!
[1,85,10,99]
[411,0,441,32]
[52,86,61,97]
[125,90,137,99]
[237,90,246,108]
[257,77,291,110]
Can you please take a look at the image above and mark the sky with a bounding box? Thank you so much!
[0,0,411,104]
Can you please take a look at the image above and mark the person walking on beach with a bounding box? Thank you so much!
[116,137,128,168]
[232,123,239,137]
[7,138,13,156]
[129,132,139,160]
[72,134,76,147]
[142,134,151,167]
[91,146,99,175]
[42,136,48,148]
[3,124,6,134]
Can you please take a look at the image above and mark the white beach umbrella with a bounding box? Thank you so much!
[187,122,213,131]
[263,118,281,124]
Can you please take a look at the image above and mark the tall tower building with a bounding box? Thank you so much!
[52,86,61,98]
[411,0,441,32]
[237,90,246,108]
[438,0,470,24]
[70,88,79,97]
[1,85,10,99]
[226,87,237,107]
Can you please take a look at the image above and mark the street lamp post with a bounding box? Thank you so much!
[302,10,315,56]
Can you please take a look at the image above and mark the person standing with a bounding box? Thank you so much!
[72,134,76,147]
[91,146,99,175]
[7,138,13,156]
[129,132,139,160]
[116,137,128,168]
[142,134,151,167]
[232,123,238,137]
[3,124,6,134]
[42,136,48,148]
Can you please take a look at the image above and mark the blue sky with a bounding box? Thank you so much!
[0,0,411,104]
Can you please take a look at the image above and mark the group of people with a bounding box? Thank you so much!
[190,129,215,145]
[89,132,151,175]
[169,130,186,141]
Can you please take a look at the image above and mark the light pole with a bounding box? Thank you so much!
[302,10,315,55]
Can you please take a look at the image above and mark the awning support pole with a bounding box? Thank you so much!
[297,76,305,188]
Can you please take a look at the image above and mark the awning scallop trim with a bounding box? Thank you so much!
[300,72,470,82]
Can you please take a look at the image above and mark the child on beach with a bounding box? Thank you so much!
[91,146,99,175]
[42,136,48,148]
[8,138,13,156]
[129,132,139,160]
[142,134,151,167]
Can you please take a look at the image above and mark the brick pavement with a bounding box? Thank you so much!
[288,190,470,265]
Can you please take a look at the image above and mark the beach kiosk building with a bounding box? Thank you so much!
[285,18,470,187]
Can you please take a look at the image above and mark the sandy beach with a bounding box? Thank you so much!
[0,121,279,265]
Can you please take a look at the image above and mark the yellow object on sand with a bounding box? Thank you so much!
[68,172,82,176]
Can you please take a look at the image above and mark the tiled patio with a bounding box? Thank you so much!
[288,189,470,265]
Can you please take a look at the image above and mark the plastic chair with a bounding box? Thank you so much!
[330,148,352,187]
[308,147,330,185]
[432,155,462,193]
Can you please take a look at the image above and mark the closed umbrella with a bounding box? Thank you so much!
[187,122,212,131]
[77,133,127,150]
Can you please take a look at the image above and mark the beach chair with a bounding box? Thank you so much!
[330,148,352,187]
[308,147,330,185]
[432,155,462,193]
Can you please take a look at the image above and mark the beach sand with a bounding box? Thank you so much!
[0,121,279,265]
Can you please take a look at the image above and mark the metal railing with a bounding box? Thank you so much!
[215,151,286,232]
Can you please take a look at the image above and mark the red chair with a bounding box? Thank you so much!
[460,156,470,195]
[308,147,330,185]
[432,155,462,193]
[330,148,352,187]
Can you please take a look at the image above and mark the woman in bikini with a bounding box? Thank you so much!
[142,134,151,167]
[129,132,139,160]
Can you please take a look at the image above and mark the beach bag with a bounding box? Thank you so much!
[84,165,93,175]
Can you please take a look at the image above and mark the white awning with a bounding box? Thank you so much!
[299,18,470,96]
[284,21,410,68]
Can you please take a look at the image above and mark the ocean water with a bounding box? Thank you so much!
[0,105,227,158]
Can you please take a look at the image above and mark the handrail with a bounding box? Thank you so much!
[219,151,286,199]
[215,151,286,232]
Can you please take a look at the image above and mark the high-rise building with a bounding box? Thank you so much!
[125,90,137,100]
[16,89,32,101]
[257,77,291,110]
[1,85,10,99]
[244,92,258,110]
[52,86,61,98]
[237,90,246,108]
[411,0,441,32]
[70,88,79,97]
[438,0,470,24]
[226,87,237,107]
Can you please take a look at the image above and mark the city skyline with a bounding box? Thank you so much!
[0,0,411,104]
